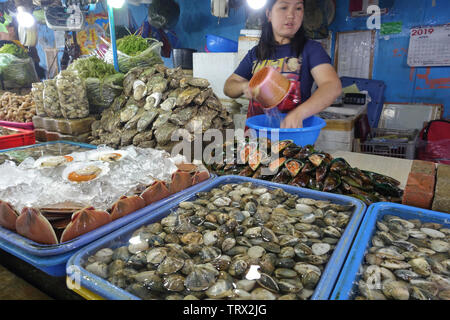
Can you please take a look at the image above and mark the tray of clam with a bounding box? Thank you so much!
[67,175,366,300]
[331,202,450,300]
[0,145,212,262]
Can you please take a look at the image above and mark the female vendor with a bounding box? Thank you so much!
[224,0,342,128]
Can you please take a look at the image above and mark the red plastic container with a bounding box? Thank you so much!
[0,125,36,150]
[0,121,34,130]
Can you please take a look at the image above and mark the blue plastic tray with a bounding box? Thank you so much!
[0,238,73,276]
[330,202,450,300]
[340,77,386,128]
[67,175,366,300]
[0,172,215,257]
[0,140,97,154]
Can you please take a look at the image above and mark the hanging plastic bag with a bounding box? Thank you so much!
[56,70,90,119]
[31,82,46,117]
[85,73,125,114]
[0,53,39,88]
[43,79,63,118]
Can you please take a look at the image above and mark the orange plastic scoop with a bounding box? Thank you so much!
[249,66,291,109]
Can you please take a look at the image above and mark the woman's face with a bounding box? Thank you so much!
[267,0,304,44]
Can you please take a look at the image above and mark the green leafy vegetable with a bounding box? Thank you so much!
[116,35,150,56]
[68,56,117,80]
[0,43,28,59]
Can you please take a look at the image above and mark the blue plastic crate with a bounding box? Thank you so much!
[0,173,215,257]
[0,140,216,275]
[0,238,73,276]
[0,140,98,154]
[67,175,366,300]
[330,202,450,300]
[340,77,386,128]
[0,174,215,276]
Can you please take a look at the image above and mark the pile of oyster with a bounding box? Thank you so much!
[84,182,355,300]
[355,215,450,300]
[88,64,234,152]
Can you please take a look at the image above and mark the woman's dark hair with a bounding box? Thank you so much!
[256,0,308,61]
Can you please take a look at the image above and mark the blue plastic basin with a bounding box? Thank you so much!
[330,202,450,300]
[246,114,326,147]
[0,141,215,278]
[206,34,238,52]
[67,176,366,300]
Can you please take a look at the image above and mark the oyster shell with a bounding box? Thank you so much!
[176,87,201,107]
[120,105,139,123]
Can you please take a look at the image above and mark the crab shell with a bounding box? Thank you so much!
[15,207,58,245]
[140,180,172,206]
[63,161,110,183]
[0,200,20,231]
[110,195,146,221]
[60,207,112,243]
[34,155,74,169]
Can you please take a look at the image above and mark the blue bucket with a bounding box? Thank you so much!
[246,114,326,147]
[206,34,238,52]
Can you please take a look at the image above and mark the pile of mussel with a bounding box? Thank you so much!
[208,139,403,205]
[84,182,355,300]
[355,215,450,300]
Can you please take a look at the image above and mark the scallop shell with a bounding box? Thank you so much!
[62,161,110,183]
[86,150,129,163]
[34,155,75,169]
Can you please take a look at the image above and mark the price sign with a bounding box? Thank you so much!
[407,24,450,67]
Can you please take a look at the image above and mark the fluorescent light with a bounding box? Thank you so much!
[107,0,125,9]
[247,0,267,10]
[17,6,35,28]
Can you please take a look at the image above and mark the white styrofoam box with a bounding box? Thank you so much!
[315,139,353,152]
[240,29,262,37]
[237,36,260,65]
[316,127,355,152]
[325,104,367,116]
[193,52,239,100]
[316,128,354,143]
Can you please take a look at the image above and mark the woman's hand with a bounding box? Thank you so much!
[281,107,305,128]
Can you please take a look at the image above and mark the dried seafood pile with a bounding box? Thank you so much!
[209,139,403,205]
[84,182,355,300]
[88,64,234,151]
[0,91,36,123]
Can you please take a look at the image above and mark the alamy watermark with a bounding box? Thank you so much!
[367,5,381,30]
